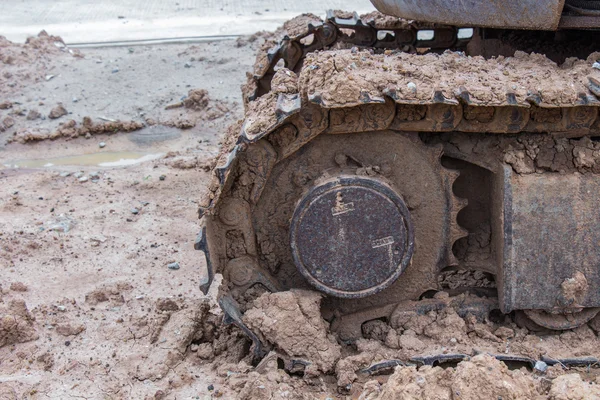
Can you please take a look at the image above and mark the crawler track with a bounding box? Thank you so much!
[197,12,600,355]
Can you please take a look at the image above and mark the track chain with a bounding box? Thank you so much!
[246,10,472,101]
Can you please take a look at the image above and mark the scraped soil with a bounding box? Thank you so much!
[2,26,600,400]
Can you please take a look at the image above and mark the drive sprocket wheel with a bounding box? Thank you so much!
[203,121,468,339]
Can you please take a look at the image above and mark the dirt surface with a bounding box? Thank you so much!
[2,27,600,400]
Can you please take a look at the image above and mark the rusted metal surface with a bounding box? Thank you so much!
[559,14,600,27]
[360,360,411,375]
[411,354,469,367]
[492,354,536,369]
[542,355,600,367]
[290,176,414,298]
[500,168,600,313]
[523,308,600,330]
[370,0,565,30]
[194,224,214,295]
[219,295,267,360]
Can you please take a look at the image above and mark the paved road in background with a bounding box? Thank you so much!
[1,0,375,44]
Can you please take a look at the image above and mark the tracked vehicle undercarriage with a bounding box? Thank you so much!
[196,0,600,364]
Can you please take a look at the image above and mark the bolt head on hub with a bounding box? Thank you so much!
[290,176,414,298]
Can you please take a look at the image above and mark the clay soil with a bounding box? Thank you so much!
[2,30,600,399]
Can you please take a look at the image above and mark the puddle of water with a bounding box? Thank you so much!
[3,151,164,168]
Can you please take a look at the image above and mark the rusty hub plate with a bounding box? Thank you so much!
[290,176,414,298]
[370,0,564,30]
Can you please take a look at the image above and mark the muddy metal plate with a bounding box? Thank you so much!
[370,0,565,30]
[500,167,600,313]
[290,176,414,298]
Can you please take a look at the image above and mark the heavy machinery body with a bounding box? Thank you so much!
[196,0,600,356]
[372,0,567,30]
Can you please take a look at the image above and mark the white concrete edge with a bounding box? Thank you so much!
[2,9,374,44]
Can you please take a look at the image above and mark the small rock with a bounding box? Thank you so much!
[593,61,600,70]
[534,360,548,373]
[73,171,84,178]
[184,62,192,68]
[207,384,214,391]
[45,74,55,81]
[72,97,78,103]
[56,305,67,312]
[197,343,215,360]
[167,262,180,270]
[156,298,179,311]
[99,142,106,148]
[135,295,144,300]
[48,104,68,119]
[9,282,28,292]
[59,172,71,177]
[494,326,514,339]
[89,172,100,179]
[131,208,139,215]
[65,341,71,346]
[0,101,12,109]
[3,116,15,128]
[78,176,89,183]
[26,109,41,120]
[112,68,120,73]
[47,215,75,233]
[159,175,166,181]
[57,323,83,336]
[407,82,417,94]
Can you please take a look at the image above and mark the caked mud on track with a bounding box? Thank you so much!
[195,11,600,397]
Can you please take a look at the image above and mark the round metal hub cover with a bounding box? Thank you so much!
[290,176,414,298]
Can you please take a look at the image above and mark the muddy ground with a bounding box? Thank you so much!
[1,29,600,399]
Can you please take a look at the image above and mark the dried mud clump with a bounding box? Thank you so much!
[0,116,15,132]
[84,282,133,306]
[162,151,213,171]
[242,290,341,374]
[298,49,600,107]
[162,89,231,128]
[0,300,38,348]
[48,104,68,119]
[9,117,144,143]
[1,31,81,94]
[374,354,541,399]
[134,299,211,381]
[360,11,411,29]
[0,31,68,65]
[271,68,298,94]
[183,89,210,110]
[548,374,600,399]
[505,135,600,174]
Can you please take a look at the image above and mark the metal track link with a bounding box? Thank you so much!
[246,10,472,102]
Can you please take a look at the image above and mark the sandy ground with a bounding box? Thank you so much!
[0,31,257,399]
[2,29,600,400]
